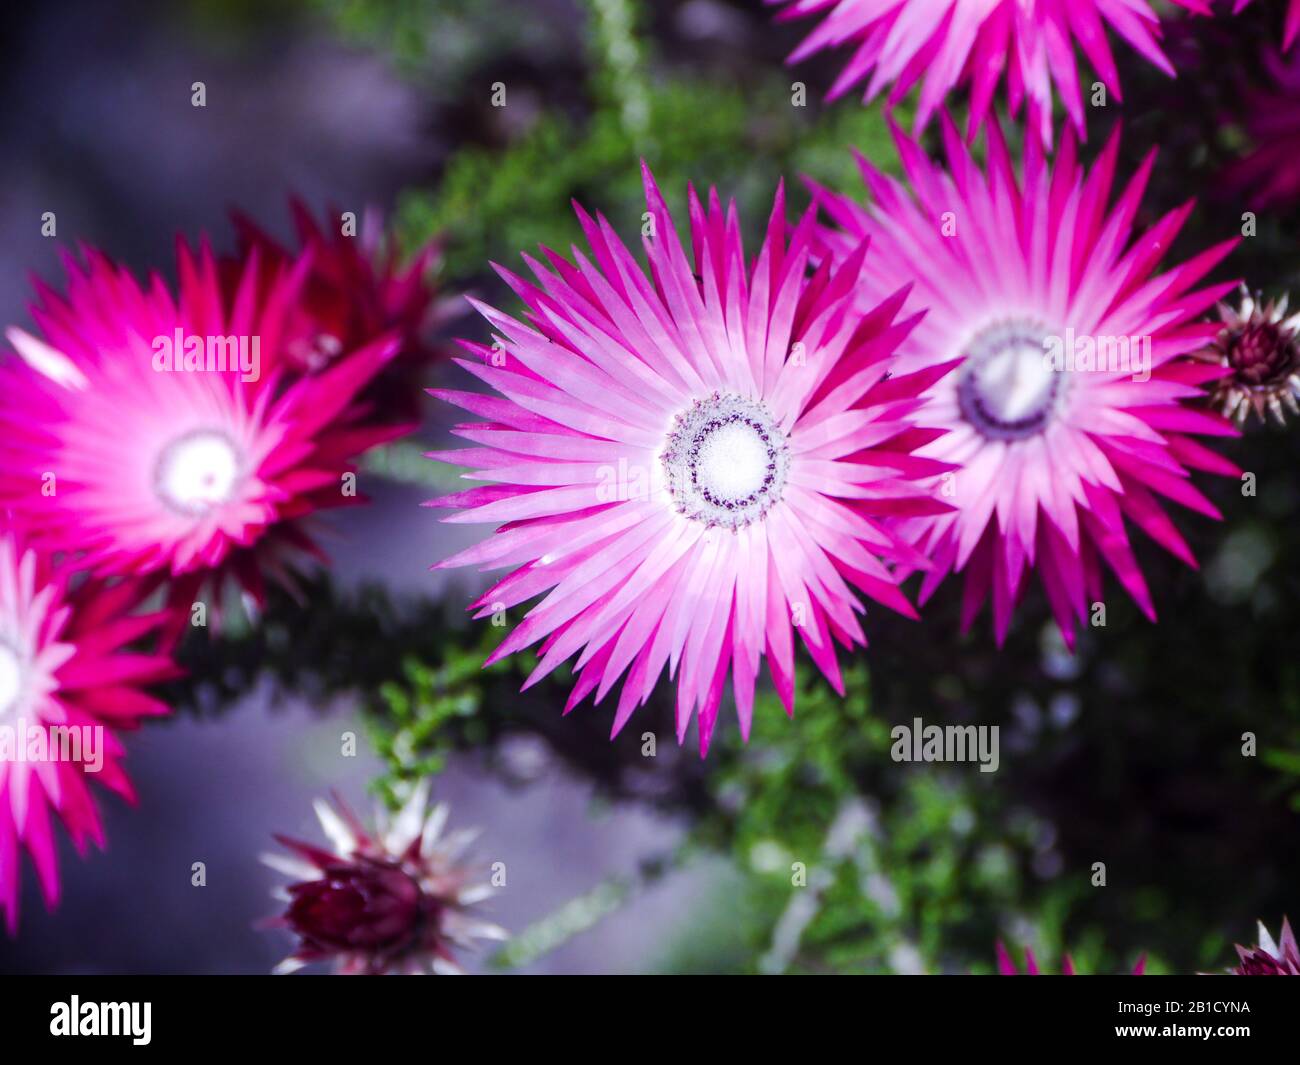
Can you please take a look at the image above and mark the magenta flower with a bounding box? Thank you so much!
[997,941,1146,974]
[429,165,949,754]
[263,784,506,975]
[0,531,178,933]
[767,0,1207,147]
[1233,0,1300,50]
[228,200,449,421]
[1232,918,1300,975]
[0,241,411,632]
[813,118,1240,647]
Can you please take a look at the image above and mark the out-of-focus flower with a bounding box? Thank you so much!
[263,783,505,975]
[229,200,452,420]
[429,164,950,755]
[1199,285,1300,425]
[1231,918,1300,974]
[1222,48,1300,210]
[766,0,1208,147]
[0,531,178,934]
[814,117,1240,648]
[996,942,1147,974]
[0,241,413,635]
[1232,0,1300,50]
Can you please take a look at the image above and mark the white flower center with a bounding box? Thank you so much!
[662,392,789,530]
[957,319,1065,441]
[0,640,23,719]
[154,429,243,517]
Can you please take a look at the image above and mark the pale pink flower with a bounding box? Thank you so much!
[813,117,1240,647]
[430,165,949,754]
[767,0,1209,146]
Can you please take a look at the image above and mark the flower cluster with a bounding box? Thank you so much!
[6,0,1294,980]
[0,208,442,932]
[433,132,1244,738]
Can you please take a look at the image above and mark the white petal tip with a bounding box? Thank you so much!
[6,327,89,390]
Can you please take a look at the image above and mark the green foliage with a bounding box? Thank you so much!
[305,0,564,83]
[392,2,906,283]
[664,662,1055,973]
[365,641,509,807]
[398,77,903,283]
[362,440,465,489]
[489,860,672,970]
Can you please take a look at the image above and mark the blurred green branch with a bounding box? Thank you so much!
[490,854,672,969]
[584,0,651,147]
